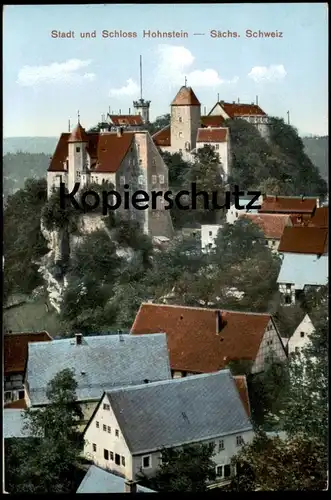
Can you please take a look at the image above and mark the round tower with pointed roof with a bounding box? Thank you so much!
[67,121,89,192]
[170,85,201,159]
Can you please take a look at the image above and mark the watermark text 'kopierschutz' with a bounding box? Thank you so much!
[59,182,261,215]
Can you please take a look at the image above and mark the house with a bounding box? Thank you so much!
[131,304,287,375]
[201,224,223,251]
[24,333,171,429]
[207,99,269,139]
[226,197,260,225]
[82,370,254,484]
[287,314,315,355]
[47,122,173,238]
[76,466,155,493]
[107,113,144,130]
[195,128,230,180]
[259,195,318,219]
[277,226,328,304]
[152,85,230,169]
[290,206,328,228]
[4,331,52,404]
[238,213,291,252]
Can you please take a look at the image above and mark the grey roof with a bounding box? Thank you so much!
[106,369,253,455]
[76,465,155,493]
[27,334,171,405]
[277,253,328,289]
[3,409,36,438]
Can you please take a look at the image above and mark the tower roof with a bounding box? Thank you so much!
[68,122,88,143]
[171,86,201,106]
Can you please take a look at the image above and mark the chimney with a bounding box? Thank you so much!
[75,333,83,345]
[256,95,259,106]
[117,127,123,137]
[204,106,206,115]
[119,109,121,115]
[129,107,131,115]
[125,480,137,493]
[215,310,222,334]
[238,98,240,103]
[220,100,225,105]
[232,101,236,104]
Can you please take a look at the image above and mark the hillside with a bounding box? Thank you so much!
[302,136,328,181]
[3,137,57,155]
[3,152,49,199]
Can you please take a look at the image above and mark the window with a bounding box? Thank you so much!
[285,295,292,304]
[120,176,125,185]
[121,456,126,466]
[104,449,109,460]
[96,421,99,428]
[215,144,219,150]
[179,132,183,138]
[18,390,25,399]
[209,231,213,237]
[300,331,305,338]
[115,429,119,437]
[92,444,97,452]
[267,339,273,346]
[295,347,300,354]
[77,171,81,178]
[218,439,225,452]
[142,455,151,468]
[139,159,143,165]
[179,116,182,122]
[224,464,231,478]
[115,454,121,465]
[286,284,291,290]
[107,426,111,433]
[216,465,223,477]
[103,424,107,432]
[103,403,110,410]
[236,435,244,447]
[76,147,81,153]
[159,175,165,184]
[185,141,190,151]
[265,240,269,245]
[138,175,144,185]
[152,175,157,184]
[110,451,114,461]
[152,159,156,167]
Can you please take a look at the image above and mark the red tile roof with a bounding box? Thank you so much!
[152,126,171,147]
[234,376,251,417]
[219,102,266,117]
[48,131,135,173]
[196,127,228,143]
[201,115,226,128]
[278,226,328,254]
[171,86,201,106]
[307,207,328,228]
[68,123,88,143]
[131,304,272,373]
[108,114,143,126]
[4,332,52,374]
[239,213,291,239]
[260,196,317,214]
[4,398,27,410]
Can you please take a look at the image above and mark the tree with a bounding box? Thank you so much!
[146,114,170,135]
[138,443,216,492]
[5,369,84,493]
[227,430,327,491]
[161,150,191,192]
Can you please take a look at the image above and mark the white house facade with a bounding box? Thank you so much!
[287,314,314,355]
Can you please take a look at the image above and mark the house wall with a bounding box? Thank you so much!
[131,430,255,480]
[208,104,229,119]
[201,224,223,251]
[252,319,288,373]
[288,314,314,355]
[83,394,133,480]
[4,373,25,403]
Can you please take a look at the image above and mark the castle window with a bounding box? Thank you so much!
[77,171,81,178]
[159,175,165,185]
[300,331,305,338]
[185,142,190,151]
[215,144,219,150]
[120,176,125,185]
[152,175,157,185]
[152,158,156,167]
[76,147,80,153]
[138,175,144,185]
[179,132,183,138]
[179,117,183,123]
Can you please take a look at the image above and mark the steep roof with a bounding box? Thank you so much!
[278,226,328,254]
[171,86,201,106]
[260,196,317,214]
[152,125,171,147]
[131,304,272,373]
[277,253,328,289]
[105,370,253,454]
[26,333,171,406]
[201,115,226,128]
[238,213,290,239]
[196,127,228,143]
[108,114,143,126]
[216,101,266,117]
[48,131,135,173]
[68,122,89,143]
[4,331,52,374]
[77,466,155,493]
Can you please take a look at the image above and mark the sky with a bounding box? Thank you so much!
[3,3,328,137]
